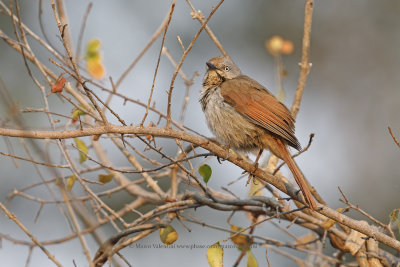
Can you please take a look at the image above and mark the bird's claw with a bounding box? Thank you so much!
[217,145,230,163]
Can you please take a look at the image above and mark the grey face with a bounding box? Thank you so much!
[205,56,241,80]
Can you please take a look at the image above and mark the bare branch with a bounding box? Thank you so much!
[165,0,225,128]
[388,126,400,148]
[0,202,63,267]
[291,0,314,118]
[140,1,176,126]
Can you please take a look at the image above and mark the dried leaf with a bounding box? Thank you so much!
[206,242,223,267]
[160,225,178,245]
[98,173,114,184]
[74,138,88,163]
[328,232,346,251]
[344,222,368,255]
[295,233,317,249]
[50,74,66,95]
[230,224,252,249]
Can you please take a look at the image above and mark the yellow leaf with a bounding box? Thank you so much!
[87,59,105,80]
[74,138,88,163]
[207,242,223,267]
[85,38,105,80]
[322,208,343,229]
[230,225,252,249]
[98,173,114,184]
[66,175,76,191]
[247,251,258,267]
[160,225,178,245]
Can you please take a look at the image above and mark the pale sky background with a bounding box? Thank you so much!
[1,0,400,266]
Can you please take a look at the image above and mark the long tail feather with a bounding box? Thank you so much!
[275,139,317,210]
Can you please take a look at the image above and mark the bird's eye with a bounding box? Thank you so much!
[224,66,230,71]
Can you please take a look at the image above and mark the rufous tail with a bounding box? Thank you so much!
[275,139,317,211]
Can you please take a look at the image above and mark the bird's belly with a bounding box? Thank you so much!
[203,91,264,151]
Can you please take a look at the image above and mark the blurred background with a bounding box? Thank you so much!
[1,0,400,266]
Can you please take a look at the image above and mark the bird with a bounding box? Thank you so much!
[200,56,317,210]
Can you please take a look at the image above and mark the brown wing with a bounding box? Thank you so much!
[220,75,301,150]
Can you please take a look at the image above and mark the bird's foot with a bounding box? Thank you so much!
[246,174,254,185]
[245,162,259,185]
[251,162,259,173]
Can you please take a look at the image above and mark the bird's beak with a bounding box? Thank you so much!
[206,62,217,70]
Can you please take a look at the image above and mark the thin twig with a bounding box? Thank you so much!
[339,187,396,239]
[0,203,63,267]
[75,2,93,63]
[388,126,400,148]
[165,0,225,128]
[290,0,314,118]
[185,0,229,59]
[140,1,176,126]
[115,1,176,89]
[0,151,69,168]
[159,46,199,123]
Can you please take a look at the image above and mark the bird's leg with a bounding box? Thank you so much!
[246,149,263,185]
[253,149,263,172]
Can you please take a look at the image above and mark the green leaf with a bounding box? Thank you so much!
[206,242,223,267]
[199,164,212,184]
[72,108,86,120]
[74,138,88,163]
[160,225,178,245]
[86,38,101,60]
[98,173,114,184]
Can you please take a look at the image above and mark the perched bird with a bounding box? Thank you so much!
[200,56,316,210]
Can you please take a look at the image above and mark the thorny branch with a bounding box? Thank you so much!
[0,0,399,266]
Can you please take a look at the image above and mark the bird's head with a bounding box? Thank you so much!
[205,56,241,80]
